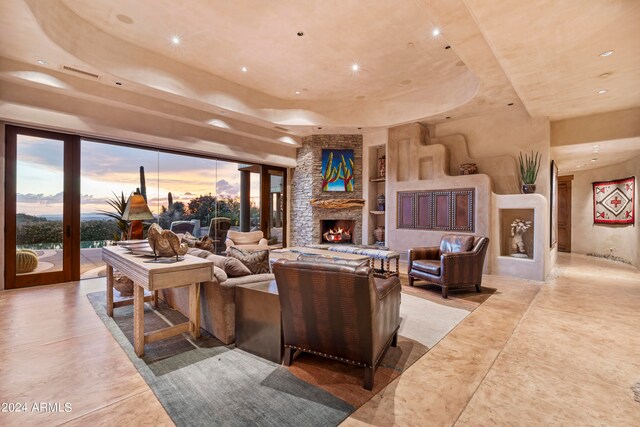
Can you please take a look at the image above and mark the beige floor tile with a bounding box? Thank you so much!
[60,390,174,427]
[455,352,640,426]
[345,337,502,427]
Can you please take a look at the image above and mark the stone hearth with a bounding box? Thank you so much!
[291,134,363,246]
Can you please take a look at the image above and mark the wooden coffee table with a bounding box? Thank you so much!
[102,246,213,357]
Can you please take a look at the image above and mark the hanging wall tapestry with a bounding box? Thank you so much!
[593,176,635,224]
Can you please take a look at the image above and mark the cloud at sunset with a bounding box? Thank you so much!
[16,138,261,216]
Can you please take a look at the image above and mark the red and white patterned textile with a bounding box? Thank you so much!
[593,176,635,224]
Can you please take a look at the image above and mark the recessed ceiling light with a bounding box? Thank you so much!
[241,66,248,72]
[507,102,514,106]
[445,116,451,119]
[444,45,451,50]
[407,42,415,48]
[170,35,181,45]
[317,127,323,130]
[432,28,441,37]
[351,63,360,72]
[37,59,48,65]
[297,31,304,37]
[599,50,614,57]
[115,81,123,86]
[576,165,582,168]
[599,72,610,78]
[597,89,608,94]
[591,158,598,162]
[295,91,301,94]
[357,127,362,130]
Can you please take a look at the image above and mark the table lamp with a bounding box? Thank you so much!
[122,193,154,240]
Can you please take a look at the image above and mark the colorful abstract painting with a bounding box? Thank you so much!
[593,176,635,224]
[321,149,354,192]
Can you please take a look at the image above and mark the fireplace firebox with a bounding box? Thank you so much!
[320,220,355,243]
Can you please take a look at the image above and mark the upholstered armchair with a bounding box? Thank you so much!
[408,234,489,298]
[169,219,199,235]
[272,259,401,390]
[225,230,269,251]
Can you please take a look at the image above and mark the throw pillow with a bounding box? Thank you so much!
[207,253,227,270]
[223,257,252,277]
[212,265,228,283]
[227,246,270,274]
[195,235,215,253]
[181,232,197,247]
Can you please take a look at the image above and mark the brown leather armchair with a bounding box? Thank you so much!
[272,259,401,390]
[408,234,489,298]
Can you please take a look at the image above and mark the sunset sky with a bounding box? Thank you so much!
[16,136,261,217]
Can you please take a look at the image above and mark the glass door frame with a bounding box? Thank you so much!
[260,165,287,247]
[4,125,81,289]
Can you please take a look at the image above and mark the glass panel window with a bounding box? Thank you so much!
[15,135,65,274]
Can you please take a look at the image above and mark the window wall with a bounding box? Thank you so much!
[79,139,261,278]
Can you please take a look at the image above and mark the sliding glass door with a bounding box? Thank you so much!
[4,126,80,288]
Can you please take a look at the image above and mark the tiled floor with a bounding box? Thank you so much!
[345,254,640,426]
[1,253,638,426]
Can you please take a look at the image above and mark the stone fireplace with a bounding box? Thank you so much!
[320,219,356,244]
[291,134,363,246]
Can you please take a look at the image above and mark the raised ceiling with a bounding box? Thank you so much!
[0,0,638,138]
[464,0,640,120]
[62,0,466,102]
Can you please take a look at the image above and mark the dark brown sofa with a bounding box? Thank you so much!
[272,259,401,390]
[408,234,489,298]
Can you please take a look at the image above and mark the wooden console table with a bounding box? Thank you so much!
[102,246,213,357]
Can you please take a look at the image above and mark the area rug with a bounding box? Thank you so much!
[87,290,470,426]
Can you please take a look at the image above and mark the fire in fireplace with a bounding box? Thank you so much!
[320,220,355,243]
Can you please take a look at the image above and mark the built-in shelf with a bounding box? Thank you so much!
[369,177,386,182]
[370,210,385,215]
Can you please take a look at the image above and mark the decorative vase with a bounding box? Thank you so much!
[459,163,478,175]
[522,184,536,194]
[378,156,386,178]
[373,226,385,243]
[377,194,386,211]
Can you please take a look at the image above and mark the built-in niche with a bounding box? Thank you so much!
[500,209,535,259]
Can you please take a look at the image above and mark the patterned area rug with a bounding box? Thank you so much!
[87,287,475,426]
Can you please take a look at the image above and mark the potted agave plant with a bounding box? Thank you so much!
[518,151,541,194]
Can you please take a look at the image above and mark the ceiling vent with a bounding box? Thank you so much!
[61,65,100,79]
[274,126,290,132]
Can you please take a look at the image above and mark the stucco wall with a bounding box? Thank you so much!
[570,154,640,268]
[434,108,551,201]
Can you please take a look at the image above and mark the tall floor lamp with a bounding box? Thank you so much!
[122,194,154,240]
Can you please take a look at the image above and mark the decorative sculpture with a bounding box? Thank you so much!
[510,219,532,258]
[148,223,189,261]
